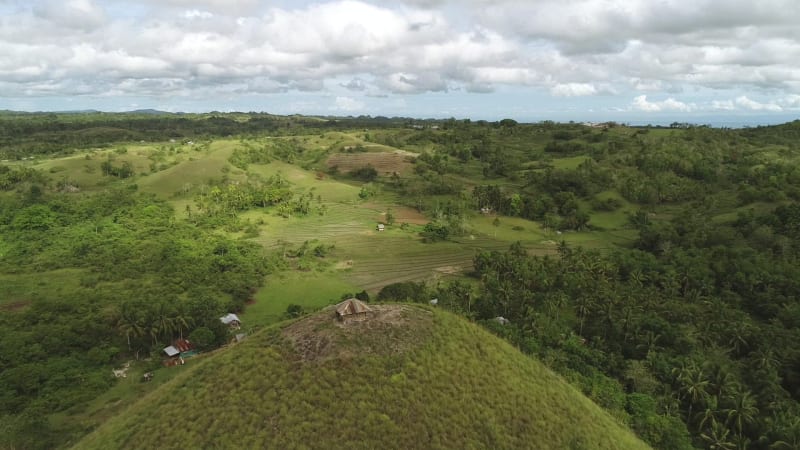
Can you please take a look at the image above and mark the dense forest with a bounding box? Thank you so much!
[0,170,272,447]
[1,112,800,449]
[375,121,800,449]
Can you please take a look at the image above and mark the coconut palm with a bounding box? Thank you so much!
[674,362,710,421]
[701,419,735,450]
[724,386,758,442]
[116,303,146,351]
[695,395,720,432]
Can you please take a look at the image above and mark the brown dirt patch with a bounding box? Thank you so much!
[390,206,428,225]
[0,300,31,312]
[334,260,354,270]
[281,304,433,363]
[434,265,463,275]
[326,152,414,175]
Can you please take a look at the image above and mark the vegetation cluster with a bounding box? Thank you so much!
[2,112,800,449]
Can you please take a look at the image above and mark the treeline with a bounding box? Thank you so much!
[0,113,306,159]
[0,112,422,160]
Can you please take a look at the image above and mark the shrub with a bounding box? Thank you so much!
[285,304,304,319]
[377,281,427,301]
[188,327,216,351]
[421,222,450,242]
[350,165,378,181]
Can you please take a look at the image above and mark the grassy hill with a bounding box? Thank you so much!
[75,305,649,450]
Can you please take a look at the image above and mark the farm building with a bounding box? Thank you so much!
[335,298,372,323]
[220,313,241,329]
[376,223,385,231]
[162,338,196,366]
[163,338,195,357]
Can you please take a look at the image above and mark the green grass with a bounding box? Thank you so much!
[585,190,636,230]
[470,214,549,241]
[711,201,781,223]
[50,358,198,445]
[137,140,238,197]
[34,154,107,189]
[247,160,361,203]
[551,155,591,170]
[0,268,86,307]
[243,272,358,327]
[75,306,650,450]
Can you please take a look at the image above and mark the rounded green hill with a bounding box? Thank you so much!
[75,305,650,450]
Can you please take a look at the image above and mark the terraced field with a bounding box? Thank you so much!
[248,197,559,294]
[326,151,415,175]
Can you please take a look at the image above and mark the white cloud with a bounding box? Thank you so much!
[711,100,736,111]
[735,96,782,111]
[631,95,694,112]
[333,96,366,111]
[550,83,597,97]
[32,0,106,30]
[0,0,799,118]
[183,10,213,20]
[779,95,800,108]
[341,77,367,91]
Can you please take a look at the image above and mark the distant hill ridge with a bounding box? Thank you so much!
[75,305,649,450]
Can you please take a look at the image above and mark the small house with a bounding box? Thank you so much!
[162,339,196,367]
[220,313,241,329]
[495,316,510,325]
[376,223,385,232]
[163,345,180,358]
[335,298,372,323]
[163,338,195,358]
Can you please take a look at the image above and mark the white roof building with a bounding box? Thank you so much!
[220,313,241,325]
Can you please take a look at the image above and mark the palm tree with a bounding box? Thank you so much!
[674,362,710,421]
[116,304,146,352]
[153,302,177,342]
[769,412,800,449]
[695,395,720,432]
[118,317,144,351]
[174,311,190,340]
[724,386,758,442]
[575,295,595,336]
[544,293,568,322]
[629,269,647,287]
[706,360,737,400]
[701,418,735,450]
[636,330,662,358]
[750,348,779,372]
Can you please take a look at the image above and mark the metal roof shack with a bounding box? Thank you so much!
[173,338,194,352]
[335,298,372,323]
[163,339,195,357]
[162,339,196,367]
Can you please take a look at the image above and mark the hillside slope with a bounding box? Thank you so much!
[75,305,649,450]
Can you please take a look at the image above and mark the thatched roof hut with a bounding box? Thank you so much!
[335,298,372,322]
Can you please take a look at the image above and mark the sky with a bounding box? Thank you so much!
[1,0,800,125]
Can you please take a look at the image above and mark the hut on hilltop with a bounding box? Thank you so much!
[335,298,372,323]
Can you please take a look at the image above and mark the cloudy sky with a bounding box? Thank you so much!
[2,0,799,124]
